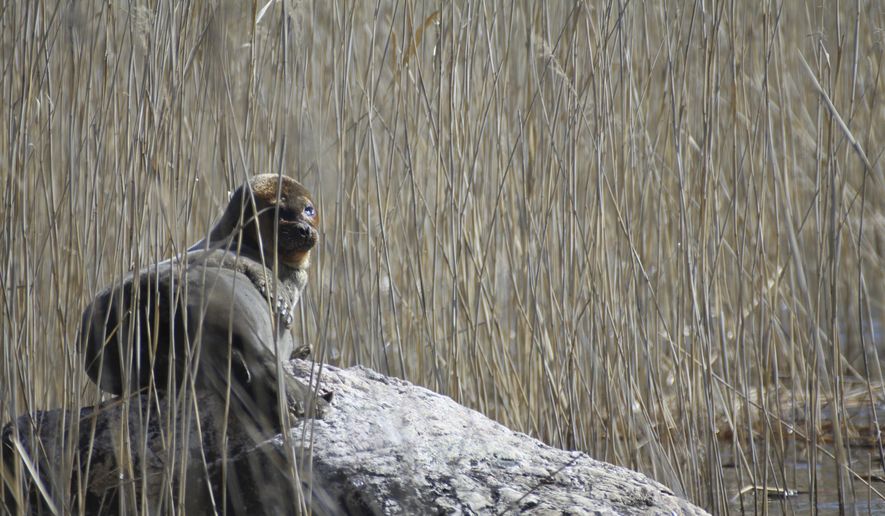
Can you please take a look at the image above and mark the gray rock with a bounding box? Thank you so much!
[2,362,708,515]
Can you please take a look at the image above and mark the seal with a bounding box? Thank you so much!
[79,174,322,431]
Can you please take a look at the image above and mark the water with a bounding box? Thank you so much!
[721,443,885,514]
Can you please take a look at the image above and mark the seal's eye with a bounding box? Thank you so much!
[303,204,316,218]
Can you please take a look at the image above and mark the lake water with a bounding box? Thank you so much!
[722,442,885,514]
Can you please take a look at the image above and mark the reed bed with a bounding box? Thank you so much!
[2,1,884,513]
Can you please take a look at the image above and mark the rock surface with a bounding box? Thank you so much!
[2,362,709,515]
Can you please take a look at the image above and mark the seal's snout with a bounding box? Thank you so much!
[295,222,318,247]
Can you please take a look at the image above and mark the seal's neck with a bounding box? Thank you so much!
[188,185,253,253]
[185,184,309,329]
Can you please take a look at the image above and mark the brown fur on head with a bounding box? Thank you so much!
[240,174,319,269]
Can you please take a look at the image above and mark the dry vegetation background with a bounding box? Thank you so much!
[2,0,885,513]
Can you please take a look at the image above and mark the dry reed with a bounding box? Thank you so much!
[2,1,884,513]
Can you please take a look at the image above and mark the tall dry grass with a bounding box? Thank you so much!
[2,1,884,513]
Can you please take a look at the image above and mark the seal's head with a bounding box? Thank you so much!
[244,174,319,269]
[193,174,319,268]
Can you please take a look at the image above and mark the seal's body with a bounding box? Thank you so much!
[79,174,320,427]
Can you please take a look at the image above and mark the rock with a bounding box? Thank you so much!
[2,362,708,515]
